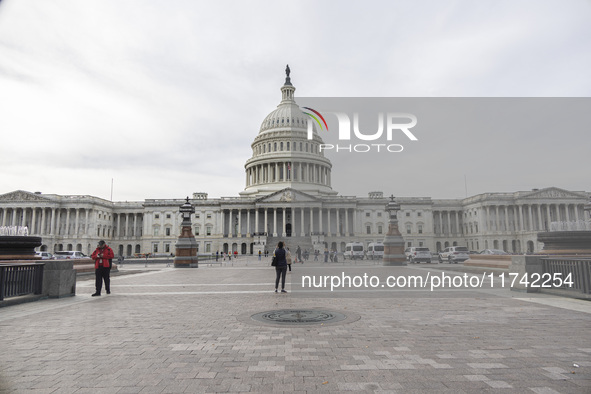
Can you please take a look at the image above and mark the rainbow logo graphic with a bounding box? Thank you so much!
[303,107,329,131]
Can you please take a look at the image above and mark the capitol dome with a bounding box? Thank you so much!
[240,66,336,197]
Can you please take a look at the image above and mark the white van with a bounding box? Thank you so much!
[344,242,364,260]
[366,242,384,259]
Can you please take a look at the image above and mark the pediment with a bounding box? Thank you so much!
[520,187,587,200]
[255,188,320,203]
[0,190,53,203]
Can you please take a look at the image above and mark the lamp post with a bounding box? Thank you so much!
[174,197,199,268]
[383,195,407,266]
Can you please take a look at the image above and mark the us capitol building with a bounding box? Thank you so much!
[1,70,589,257]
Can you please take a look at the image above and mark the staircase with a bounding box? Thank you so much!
[266,234,315,260]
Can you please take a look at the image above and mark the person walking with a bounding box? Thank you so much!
[117,254,124,267]
[273,241,288,293]
[286,246,292,272]
[91,240,114,296]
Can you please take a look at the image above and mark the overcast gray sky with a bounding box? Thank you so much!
[1,0,590,202]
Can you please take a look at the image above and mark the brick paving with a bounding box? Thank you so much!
[0,258,590,393]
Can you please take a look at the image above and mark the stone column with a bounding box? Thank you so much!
[255,209,259,234]
[565,204,570,222]
[50,208,56,235]
[310,208,314,234]
[327,208,331,236]
[319,208,323,234]
[236,209,241,237]
[345,209,349,235]
[494,206,499,232]
[504,206,509,232]
[31,208,37,234]
[247,209,251,237]
[273,208,277,237]
[528,205,533,231]
[40,209,46,235]
[264,208,268,235]
[518,205,523,231]
[282,209,286,237]
[84,209,89,235]
[300,208,305,236]
[336,209,341,236]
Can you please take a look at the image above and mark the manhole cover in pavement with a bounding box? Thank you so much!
[251,309,347,326]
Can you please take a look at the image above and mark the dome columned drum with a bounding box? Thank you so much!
[240,68,336,197]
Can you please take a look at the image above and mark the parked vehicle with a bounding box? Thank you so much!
[438,246,470,263]
[54,251,88,259]
[404,247,432,263]
[366,242,384,259]
[343,242,364,260]
[479,249,509,255]
[35,251,55,260]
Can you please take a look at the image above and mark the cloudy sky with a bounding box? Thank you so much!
[1,0,590,202]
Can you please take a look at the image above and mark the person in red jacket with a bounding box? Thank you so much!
[91,240,114,296]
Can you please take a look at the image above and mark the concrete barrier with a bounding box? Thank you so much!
[42,260,76,298]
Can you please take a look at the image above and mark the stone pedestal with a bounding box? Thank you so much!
[383,196,407,266]
[174,198,199,268]
[537,231,591,255]
[42,260,76,298]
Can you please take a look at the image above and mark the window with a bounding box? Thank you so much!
[194,226,200,236]
[418,212,422,217]
[287,142,290,150]
[206,226,212,236]
[166,214,171,219]
[165,243,170,253]
[366,212,370,217]
[406,224,411,234]
[378,226,383,234]
[280,142,283,150]
[155,214,160,219]
[165,228,171,236]
[377,212,382,217]
[418,225,423,234]
[154,227,159,236]
[207,214,212,219]
[419,241,424,247]
[406,212,410,217]
[205,243,212,253]
[407,242,412,247]
[153,243,159,253]
[274,143,277,151]
[366,226,371,234]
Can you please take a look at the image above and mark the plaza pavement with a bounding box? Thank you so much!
[0,257,590,393]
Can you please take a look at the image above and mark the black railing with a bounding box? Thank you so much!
[0,263,44,301]
[541,257,591,295]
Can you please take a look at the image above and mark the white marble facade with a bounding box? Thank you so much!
[1,74,589,256]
